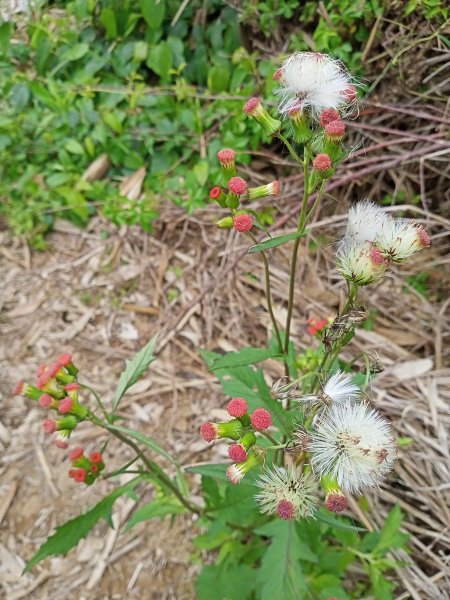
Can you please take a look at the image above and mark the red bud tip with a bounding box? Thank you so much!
[343,86,357,101]
[36,364,47,378]
[226,397,248,418]
[417,226,430,248]
[228,444,247,463]
[313,154,332,172]
[43,419,57,434]
[251,408,272,430]
[37,372,52,389]
[306,317,328,336]
[47,363,61,378]
[319,108,340,127]
[55,437,69,449]
[228,176,248,196]
[39,393,53,408]
[233,214,253,232]
[325,119,346,138]
[200,422,217,443]
[73,468,86,483]
[325,492,348,513]
[13,380,25,396]
[69,447,84,461]
[209,186,222,199]
[68,469,76,478]
[58,397,74,414]
[370,246,385,265]
[243,97,261,115]
[90,452,102,464]
[217,148,236,165]
[91,464,99,473]
[276,499,295,520]
[57,353,72,366]
[271,180,280,196]
[64,383,80,391]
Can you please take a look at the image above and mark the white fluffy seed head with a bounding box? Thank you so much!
[309,403,397,494]
[255,465,318,520]
[345,200,389,245]
[276,52,355,118]
[337,242,387,286]
[376,219,430,262]
[299,370,361,414]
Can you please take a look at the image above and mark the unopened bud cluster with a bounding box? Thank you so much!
[212,148,280,235]
[68,447,105,485]
[200,397,273,484]
[13,353,88,449]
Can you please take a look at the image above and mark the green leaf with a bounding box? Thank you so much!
[25,479,141,571]
[107,423,178,466]
[61,42,90,63]
[256,520,315,600]
[316,510,367,532]
[126,498,185,530]
[147,42,172,78]
[373,505,409,554]
[65,139,85,155]
[112,334,158,410]
[99,8,117,39]
[28,82,57,109]
[0,22,13,56]
[207,65,230,93]
[210,347,280,370]
[140,0,165,29]
[248,230,308,254]
[193,160,209,186]
[196,564,255,600]
[186,463,230,482]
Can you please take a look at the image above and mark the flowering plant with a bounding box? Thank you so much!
[14,52,429,599]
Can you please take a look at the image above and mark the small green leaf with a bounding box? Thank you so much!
[316,510,367,532]
[107,423,178,466]
[374,505,409,554]
[61,42,90,62]
[186,463,229,482]
[196,564,255,600]
[99,8,117,39]
[126,498,185,530]
[210,347,280,370]
[65,139,85,155]
[193,160,209,186]
[0,22,13,56]
[25,478,141,571]
[248,230,308,254]
[112,334,158,410]
[207,65,230,93]
[147,42,172,78]
[140,0,165,29]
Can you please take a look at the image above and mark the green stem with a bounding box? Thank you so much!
[248,231,286,363]
[259,430,280,446]
[284,144,311,358]
[305,179,327,223]
[80,383,111,422]
[90,413,202,515]
[277,133,304,165]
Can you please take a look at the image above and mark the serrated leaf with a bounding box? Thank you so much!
[256,520,314,600]
[112,334,157,410]
[210,347,280,370]
[248,230,308,254]
[25,478,141,571]
[196,564,255,600]
[126,498,185,530]
[108,423,178,466]
[374,504,409,554]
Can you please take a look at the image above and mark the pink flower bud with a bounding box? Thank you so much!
[68,469,76,478]
[417,226,430,248]
[73,468,86,483]
[276,499,295,520]
[370,246,385,265]
[217,148,236,167]
[36,364,47,378]
[200,422,217,443]
[306,317,328,336]
[55,436,69,449]
[57,353,72,367]
[91,464,99,473]
[64,383,80,392]
[228,177,248,196]
[313,154,332,172]
[233,214,253,232]
[319,108,340,127]
[58,397,74,414]
[90,452,102,464]
[228,444,247,463]
[226,397,248,418]
[13,380,25,396]
[243,97,261,116]
[69,447,84,461]
[43,419,57,434]
[39,393,53,408]
[325,491,348,513]
[251,408,272,430]
[209,186,222,200]
[325,119,346,141]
